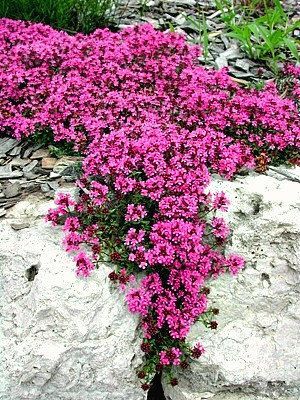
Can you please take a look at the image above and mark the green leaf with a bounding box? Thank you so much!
[284,37,300,61]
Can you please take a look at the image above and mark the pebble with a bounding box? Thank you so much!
[0,138,19,154]
[9,146,22,156]
[23,160,39,173]
[49,172,61,179]
[40,183,50,193]
[235,58,250,72]
[42,157,57,169]
[0,164,23,179]
[10,158,31,167]
[48,181,59,191]
[23,172,39,180]
[23,146,35,158]
[53,156,83,175]
[10,222,30,230]
[31,149,50,159]
[3,183,21,198]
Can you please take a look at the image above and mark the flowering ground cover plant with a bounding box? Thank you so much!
[0,18,299,390]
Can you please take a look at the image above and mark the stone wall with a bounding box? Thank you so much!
[0,168,299,400]
[0,195,145,400]
[163,168,300,400]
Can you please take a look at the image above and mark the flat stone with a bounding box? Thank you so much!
[10,158,31,167]
[49,172,61,179]
[45,191,55,199]
[40,183,50,193]
[229,69,254,79]
[10,222,30,230]
[2,199,19,209]
[23,172,39,180]
[48,181,59,191]
[0,207,6,217]
[0,138,19,154]
[215,45,241,69]
[174,12,187,25]
[215,55,228,69]
[42,157,57,170]
[145,0,157,5]
[22,160,39,173]
[235,59,251,72]
[53,156,83,175]
[3,183,21,198]
[267,166,300,183]
[0,165,23,179]
[33,167,50,176]
[61,175,77,182]
[8,146,22,157]
[207,10,222,19]
[22,146,35,158]
[30,149,50,159]
[140,16,160,28]
[220,34,230,49]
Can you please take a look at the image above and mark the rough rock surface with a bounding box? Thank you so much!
[0,194,145,400]
[1,169,300,400]
[163,167,300,400]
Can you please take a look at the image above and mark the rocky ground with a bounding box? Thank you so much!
[0,136,81,218]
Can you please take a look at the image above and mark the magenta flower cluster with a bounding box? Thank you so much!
[1,18,299,388]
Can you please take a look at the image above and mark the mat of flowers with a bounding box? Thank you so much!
[0,18,299,390]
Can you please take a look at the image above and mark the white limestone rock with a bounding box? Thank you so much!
[163,168,300,400]
[0,194,145,400]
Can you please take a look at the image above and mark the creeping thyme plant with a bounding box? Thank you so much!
[0,19,299,390]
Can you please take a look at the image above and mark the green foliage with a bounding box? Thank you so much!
[138,0,150,17]
[215,0,237,25]
[0,0,120,33]
[215,0,300,72]
[48,144,80,158]
[29,128,80,157]
[186,12,210,62]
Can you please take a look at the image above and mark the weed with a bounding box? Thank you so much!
[0,0,120,33]
[215,0,300,72]
[29,128,80,157]
[186,12,210,62]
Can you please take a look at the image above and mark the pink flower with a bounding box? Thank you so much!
[191,342,205,358]
[89,181,109,206]
[226,254,245,275]
[159,347,182,366]
[125,204,147,221]
[74,252,94,277]
[212,191,230,211]
[125,228,145,249]
[211,217,230,240]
